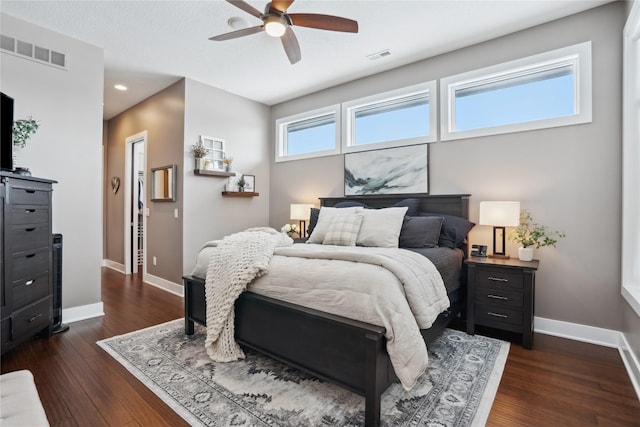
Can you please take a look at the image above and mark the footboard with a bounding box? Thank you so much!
[183,275,394,427]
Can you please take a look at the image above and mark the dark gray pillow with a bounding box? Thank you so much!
[391,198,420,217]
[420,212,475,249]
[334,200,369,208]
[307,208,320,236]
[399,216,444,248]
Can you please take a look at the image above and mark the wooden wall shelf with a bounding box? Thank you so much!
[194,169,235,178]
[222,191,259,197]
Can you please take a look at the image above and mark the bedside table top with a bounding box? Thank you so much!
[465,256,539,270]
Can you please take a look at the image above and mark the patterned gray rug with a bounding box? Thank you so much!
[98,320,509,426]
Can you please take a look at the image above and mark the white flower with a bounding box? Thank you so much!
[281,224,292,233]
[281,223,299,237]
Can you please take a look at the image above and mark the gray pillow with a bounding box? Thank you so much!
[419,212,475,249]
[399,216,444,248]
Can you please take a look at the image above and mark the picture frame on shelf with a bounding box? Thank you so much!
[243,175,255,192]
[226,176,239,192]
[200,135,226,171]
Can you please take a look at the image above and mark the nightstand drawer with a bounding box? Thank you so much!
[475,304,523,330]
[11,297,50,339]
[475,287,523,309]
[476,268,523,291]
[9,184,51,205]
[11,206,49,225]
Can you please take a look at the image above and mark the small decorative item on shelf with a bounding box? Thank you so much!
[12,117,40,174]
[281,223,299,238]
[237,174,246,192]
[509,209,565,261]
[223,156,233,172]
[191,140,207,170]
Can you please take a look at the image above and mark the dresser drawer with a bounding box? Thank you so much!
[11,297,51,339]
[12,273,50,311]
[11,224,50,253]
[475,287,523,310]
[476,268,524,292]
[475,303,523,331]
[8,184,51,205]
[12,249,49,282]
[11,206,49,225]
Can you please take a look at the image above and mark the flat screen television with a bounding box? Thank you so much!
[1,92,14,171]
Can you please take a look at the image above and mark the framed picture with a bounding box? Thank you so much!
[200,135,225,171]
[242,175,255,192]
[344,144,429,195]
[226,176,239,192]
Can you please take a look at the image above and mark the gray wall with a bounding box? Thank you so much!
[182,79,271,275]
[106,80,185,284]
[270,3,627,331]
[0,13,104,310]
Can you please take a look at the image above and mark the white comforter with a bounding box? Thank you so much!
[193,242,449,390]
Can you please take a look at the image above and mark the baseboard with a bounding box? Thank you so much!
[535,316,640,402]
[102,259,125,274]
[534,316,620,348]
[62,302,104,324]
[619,333,640,401]
[143,273,184,297]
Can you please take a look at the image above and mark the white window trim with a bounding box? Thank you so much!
[622,1,640,318]
[275,104,341,163]
[341,81,437,153]
[440,41,592,141]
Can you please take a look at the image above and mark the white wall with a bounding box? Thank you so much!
[270,3,627,332]
[0,14,104,312]
[182,79,271,275]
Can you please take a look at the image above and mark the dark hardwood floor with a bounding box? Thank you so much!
[2,268,639,426]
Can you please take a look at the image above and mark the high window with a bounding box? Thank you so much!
[275,105,340,162]
[441,41,592,141]
[342,82,437,153]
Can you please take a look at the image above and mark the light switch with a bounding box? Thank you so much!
[174,208,179,219]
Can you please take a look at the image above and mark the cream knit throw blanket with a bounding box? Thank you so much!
[204,227,292,362]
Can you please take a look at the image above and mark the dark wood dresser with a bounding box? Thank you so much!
[466,256,539,349]
[1,172,56,354]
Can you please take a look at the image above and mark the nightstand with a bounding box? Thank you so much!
[292,237,308,243]
[465,256,539,349]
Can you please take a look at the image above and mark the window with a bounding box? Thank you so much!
[622,2,640,317]
[342,82,437,153]
[275,105,340,162]
[441,41,592,141]
[200,135,225,170]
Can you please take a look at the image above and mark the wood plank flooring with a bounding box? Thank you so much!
[2,268,639,426]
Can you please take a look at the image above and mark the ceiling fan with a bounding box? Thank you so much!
[209,0,359,65]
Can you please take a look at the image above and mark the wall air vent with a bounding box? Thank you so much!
[0,33,66,69]
[367,49,391,61]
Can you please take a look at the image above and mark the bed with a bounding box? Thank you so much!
[183,194,472,426]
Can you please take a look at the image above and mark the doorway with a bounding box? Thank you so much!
[124,131,147,275]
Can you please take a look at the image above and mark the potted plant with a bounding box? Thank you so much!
[191,141,207,170]
[13,118,40,148]
[237,175,246,192]
[509,209,565,261]
[223,156,233,172]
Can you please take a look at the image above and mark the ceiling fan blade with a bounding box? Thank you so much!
[281,28,301,64]
[289,13,358,33]
[226,0,263,19]
[270,0,294,13]
[209,25,263,41]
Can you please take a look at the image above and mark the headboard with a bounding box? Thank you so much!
[319,194,470,219]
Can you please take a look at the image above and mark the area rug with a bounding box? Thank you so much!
[98,320,509,426]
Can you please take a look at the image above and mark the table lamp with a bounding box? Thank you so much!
[290,203,314,238]
[479,201,520,258]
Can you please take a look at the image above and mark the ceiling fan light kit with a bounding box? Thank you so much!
[210,0,358,64]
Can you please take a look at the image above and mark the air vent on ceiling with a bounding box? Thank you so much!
[367,49,391,61]
[0,33,66,69]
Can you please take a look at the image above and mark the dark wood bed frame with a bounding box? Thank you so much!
[183,194,470,426]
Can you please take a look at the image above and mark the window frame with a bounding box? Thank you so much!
[341,81,437,154]
[440,41,592,141]
[275,104,341,163]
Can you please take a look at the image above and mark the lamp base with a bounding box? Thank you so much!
[488,254,510,259]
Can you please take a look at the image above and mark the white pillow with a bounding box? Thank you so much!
[356,207,408,248]
[307,207,363,243]
[322,214,364,246]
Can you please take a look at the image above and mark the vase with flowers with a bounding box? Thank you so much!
[191,141,207,170]
[509,209,565,261]
[223,156,233,172]
[280,223,299,238]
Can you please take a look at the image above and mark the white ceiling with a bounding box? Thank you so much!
[1,0,610,119]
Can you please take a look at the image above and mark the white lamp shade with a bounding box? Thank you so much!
[479,201,520,226]
[290,204,314,221]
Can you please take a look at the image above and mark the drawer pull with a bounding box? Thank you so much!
[25,227,36,232]
[25,253,36,259]
[488,312,508,319]
[25,189,36,194]
[25,208,36,213]
[28,314,43,323]
[25,279,35,286]
[487,294,508,301]
[488,276,509,283]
